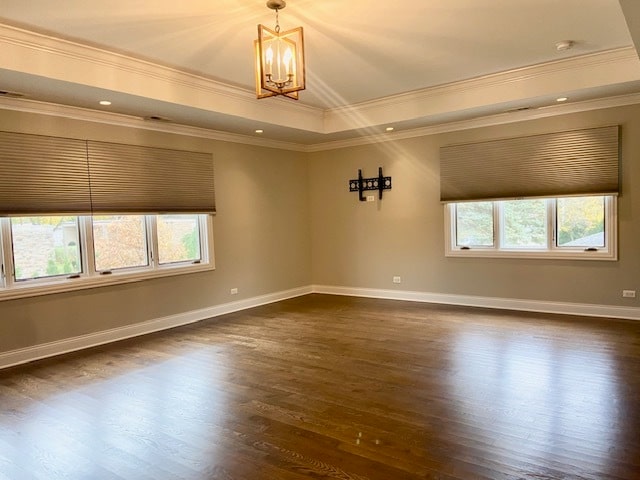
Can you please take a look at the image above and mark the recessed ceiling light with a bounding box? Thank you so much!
[556,97,568,102]
[99,100,112,106]
[255,129,264,134]
[385,127,394,132]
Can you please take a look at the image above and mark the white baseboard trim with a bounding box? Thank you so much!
[312,285,640,321]
[3,283,637,370]
[0,285,312,370]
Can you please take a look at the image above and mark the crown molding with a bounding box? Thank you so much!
[0,22,324,133]
[331,47,639,110]
[2,20,640,152]
[0,96,307,152]
[305,92,640,152]
[322,47,640,133]
[3,22,640,140]
[3,91,640,154]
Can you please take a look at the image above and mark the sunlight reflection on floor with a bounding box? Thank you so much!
[449,329,617,474]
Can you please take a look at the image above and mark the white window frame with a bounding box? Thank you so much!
[0,214,214,301]
[444,196,617,261]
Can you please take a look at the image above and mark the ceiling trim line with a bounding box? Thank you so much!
[327,47,639,115]
[0,22,324,132]
[306,92,640,152]
[0,96,307,152]
[2,93,639,153]
[322,47,640,133]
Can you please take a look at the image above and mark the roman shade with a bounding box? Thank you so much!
[0,131,91,215]
[86,141,216,214]
[440,126,620,202]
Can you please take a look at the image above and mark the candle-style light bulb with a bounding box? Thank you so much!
[283,47,293,76]
[265,46,274,75]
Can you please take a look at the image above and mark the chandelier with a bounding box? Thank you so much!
[255,0,305,100]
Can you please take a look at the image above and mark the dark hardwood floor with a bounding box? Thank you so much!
[1,294,639,479]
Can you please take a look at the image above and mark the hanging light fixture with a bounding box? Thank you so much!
[255,0,305,100]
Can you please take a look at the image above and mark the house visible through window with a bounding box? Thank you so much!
[440,127,619,260]
[0,131,216,301]
[10,216,82,281]
[0,214,213,300]
[446,195,616,260]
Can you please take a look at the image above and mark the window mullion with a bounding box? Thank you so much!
[494,201,501,250]
[548,199,557,251]
[0,219,15,289]
[444,204,455,252]
[200,214,212,264]
[450,204,457,249]
[147,215,159,268]
[605,195,617,251]
[80,215,96,277]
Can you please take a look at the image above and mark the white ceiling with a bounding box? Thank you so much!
[1,0,640,147]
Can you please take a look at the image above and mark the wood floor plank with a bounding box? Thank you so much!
[1,294,640,479]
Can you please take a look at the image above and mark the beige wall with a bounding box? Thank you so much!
[0,110,312,352]
[309,104,640,307]
[1,103,639,355]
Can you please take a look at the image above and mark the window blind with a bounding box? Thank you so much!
[0,131,91,215]
[0,131,215,216]
[86,141,216,214]
[440,126,620,202]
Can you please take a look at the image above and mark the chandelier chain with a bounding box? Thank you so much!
[275,8,280,33]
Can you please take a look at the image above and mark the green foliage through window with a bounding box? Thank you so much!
[503,199,546,248]
[557,197,604,246]
[456,202,493,246]
[449,195,612,257]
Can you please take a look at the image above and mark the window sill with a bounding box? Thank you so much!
[445,248,617,261]
[0,262,215,302]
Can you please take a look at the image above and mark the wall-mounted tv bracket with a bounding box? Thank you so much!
[348,167,392,201]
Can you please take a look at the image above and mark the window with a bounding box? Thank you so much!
[556,197,605,248]
[0,131,217,301]
[502,198,547,249]
[0,214,214,300]
[157,214,201,265]
[439,126,619,261]
[93,215,148,272]
[445,196,616,260]
[11,216,82,281]
[455,202,493,247]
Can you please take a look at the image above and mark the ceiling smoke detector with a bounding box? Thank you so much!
[555,40,574,52]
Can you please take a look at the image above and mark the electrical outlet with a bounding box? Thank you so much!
[393,276,401,284]
[366,195,375,202]
[230,288,239,295]
[622,290,636,298]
